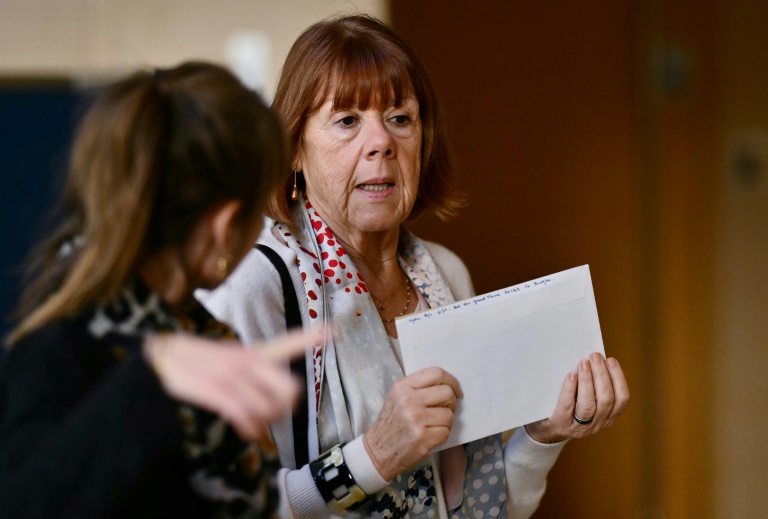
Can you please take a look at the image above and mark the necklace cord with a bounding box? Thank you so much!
[376,273,411,323]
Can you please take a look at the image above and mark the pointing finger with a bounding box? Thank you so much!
[257,327,326,363]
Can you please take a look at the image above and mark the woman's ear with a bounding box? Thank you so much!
[179,199,251,290]
[292,147,303,172]
[210,200,243,257]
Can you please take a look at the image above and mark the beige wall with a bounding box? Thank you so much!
[0,0,388,98]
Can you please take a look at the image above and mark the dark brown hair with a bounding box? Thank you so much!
[9,62,286,344]
[267,14,463,224]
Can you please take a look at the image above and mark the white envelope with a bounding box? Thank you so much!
[395,265,604,451]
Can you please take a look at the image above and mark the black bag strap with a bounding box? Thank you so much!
[255,244,309,468]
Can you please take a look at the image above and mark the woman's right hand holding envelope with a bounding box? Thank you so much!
[364,367,462,481]
[525,353,630,443]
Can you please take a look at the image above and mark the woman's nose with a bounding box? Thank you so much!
[365,119,394,158]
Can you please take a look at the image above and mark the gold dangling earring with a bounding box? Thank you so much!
[216,256,229,280]
[290,168,299,202]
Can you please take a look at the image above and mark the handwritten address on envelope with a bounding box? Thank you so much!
[395,265,605,451]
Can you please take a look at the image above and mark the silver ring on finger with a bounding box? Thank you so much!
[573,413,594,425]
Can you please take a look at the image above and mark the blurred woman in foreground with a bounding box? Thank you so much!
[0,62,320,518]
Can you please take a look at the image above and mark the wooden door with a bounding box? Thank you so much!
[390,1,737,516]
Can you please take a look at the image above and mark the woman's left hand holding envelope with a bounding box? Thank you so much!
[524,353,630,443]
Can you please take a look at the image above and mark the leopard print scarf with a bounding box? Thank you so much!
[88,280,281,518]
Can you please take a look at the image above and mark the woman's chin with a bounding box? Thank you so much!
[349,214,405,235]
[345,201,413,235]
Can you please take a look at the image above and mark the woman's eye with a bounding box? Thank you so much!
[338,115,357,127]
[391,114,410,125]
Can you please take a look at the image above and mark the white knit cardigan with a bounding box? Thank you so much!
[198,226,566,519]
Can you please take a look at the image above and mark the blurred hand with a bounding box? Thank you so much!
[143,327,325,443]
[364,367,462,481]
[525,352,630,444]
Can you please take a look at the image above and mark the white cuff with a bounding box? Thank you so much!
[280,465,327,518]
[342,435,390,495]
[277,437,389,518]
[506,427,567,472]
[503,428,567,519]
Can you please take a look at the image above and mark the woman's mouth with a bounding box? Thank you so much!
[358,183,393,192]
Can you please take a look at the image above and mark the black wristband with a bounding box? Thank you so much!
[309,443,371,511]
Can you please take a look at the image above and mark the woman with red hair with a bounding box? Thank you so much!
[203,15,629,519]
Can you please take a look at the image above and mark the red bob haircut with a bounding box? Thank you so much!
[267,14,463,224]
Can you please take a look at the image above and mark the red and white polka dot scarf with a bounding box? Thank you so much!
[276,194,456,449]
[276,197,510,518]
[276,196,369,416]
